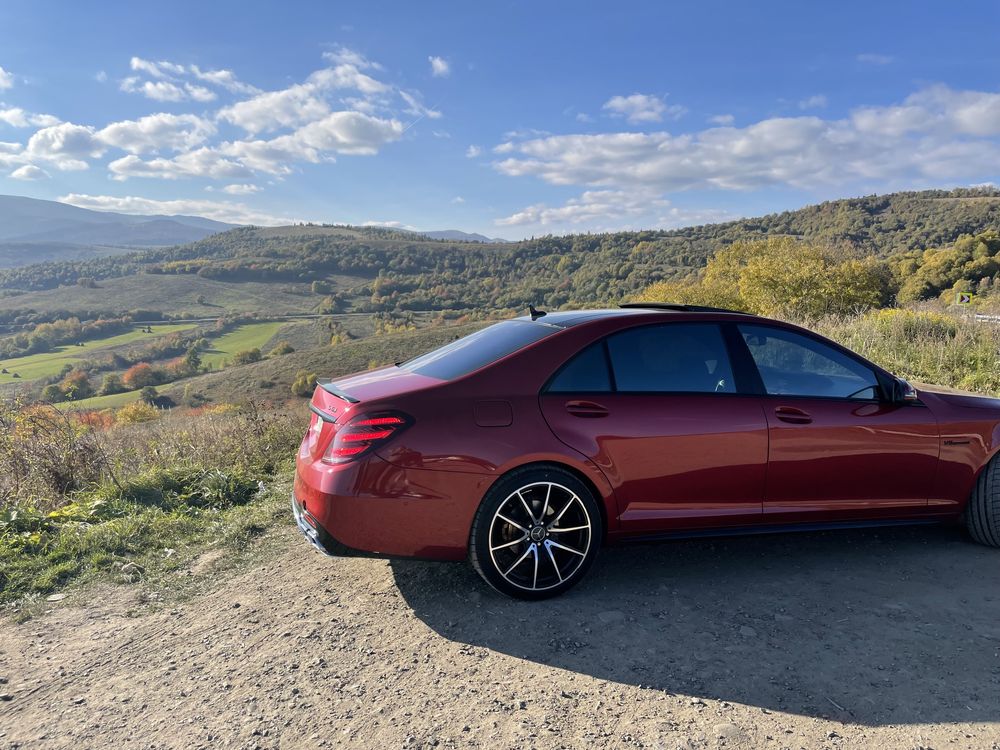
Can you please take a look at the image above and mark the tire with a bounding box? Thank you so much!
[966,454,1000,547]
[469,465,602,600]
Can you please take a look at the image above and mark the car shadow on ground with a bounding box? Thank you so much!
[391,524,1000,727]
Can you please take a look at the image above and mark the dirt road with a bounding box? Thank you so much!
[2,523,1000,749]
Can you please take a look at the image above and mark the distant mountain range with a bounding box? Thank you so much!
[421,229,510,243]
[0,195,514,268]
[0,195,238,268]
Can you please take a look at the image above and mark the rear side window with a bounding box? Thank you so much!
[547,323,737,394]
[547,343,612,392]
[400,320,555,380]
[607,323,736,393]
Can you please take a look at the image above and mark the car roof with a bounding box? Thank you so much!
[513,304,760,329]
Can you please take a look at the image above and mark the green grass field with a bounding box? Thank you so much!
[0,323,199,385]
[55,389,140,411]
[200,322,285,369]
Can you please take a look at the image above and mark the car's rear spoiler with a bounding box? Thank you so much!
[316,379,360,403]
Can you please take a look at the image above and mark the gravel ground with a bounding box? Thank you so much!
[2,523,1000,749]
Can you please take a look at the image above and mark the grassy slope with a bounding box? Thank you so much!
[55,389,140,411]
[0,274,324,318]
[0,323,199,384]
[200,321,285,369]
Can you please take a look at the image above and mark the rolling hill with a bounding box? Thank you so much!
[0,188,998,323]
[0,194,238,269]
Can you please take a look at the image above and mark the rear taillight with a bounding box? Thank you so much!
[322,412,412,464]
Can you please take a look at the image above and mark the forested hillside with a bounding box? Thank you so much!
[1,188,999,320]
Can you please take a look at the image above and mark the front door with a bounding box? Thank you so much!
[736,323,940,521]
[539,322,768,533]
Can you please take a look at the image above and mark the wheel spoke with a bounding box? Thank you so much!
[540,483,552,522]
[551,494,580,526]
[516,490,536,524]
[544,543,563,582]
[532,545,539,589]
[504,544,535,576]
[496,513,528,533]
[490,535,527,552]
[548,524,589,533]
[548,539,585,557]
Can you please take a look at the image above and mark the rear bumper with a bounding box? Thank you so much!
[291,492,377,558]
[292,453,489,561]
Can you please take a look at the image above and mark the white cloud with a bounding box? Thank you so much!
[496,189,669,226]
[429,56,450,78]
[575,112,594,123]
[709,114,735,126]
[603,93,686,123]
[0,66,14,90]
[309,63,390,96]
[25,122,105,170]
[185,83,217,102]
[113,112,403,179]
[491,83,1000,230]
[130,57,186,79]
[97,113,215,155]
[222,183,260,194]
[122,57,257,102]
[58,193,299,225]
[0,107,60,128]
[283,111,404,156]
[798,94,828,110]
[857,53,893,65]
[108,148,253,181]
[95,71,108,83]
[493,84,1000,196]
[9,164,48,180]
[0,141,23,170]
[218,83,330,134]
[399,90,441,120]
[322,47,383,71]
[466,145,482,158]
[190,65,259,94]
[451,196,465,203]
[120,78,188,102]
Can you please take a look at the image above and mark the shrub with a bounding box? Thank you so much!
[232,348,263,366]
[60,369,94,400]
[138,386,158,404]
[99,373,126,396]
[115,401,161,425]
[291,370,318,397]
[269,340,295,356]
[41,384,65,403]
[122,362,160,390]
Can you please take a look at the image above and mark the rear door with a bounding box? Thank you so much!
[735,323,939,520]
[539,322,768,533]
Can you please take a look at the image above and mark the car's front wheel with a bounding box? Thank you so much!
[967,454,1000,547]
[469,465,602,600]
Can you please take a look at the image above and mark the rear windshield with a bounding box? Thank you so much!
[399,320,555,380]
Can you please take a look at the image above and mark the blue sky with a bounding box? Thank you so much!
[1,1,1000,238]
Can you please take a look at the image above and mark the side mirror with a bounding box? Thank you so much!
[894,378,919,403]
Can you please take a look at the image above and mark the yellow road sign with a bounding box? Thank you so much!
[956,292,974,305]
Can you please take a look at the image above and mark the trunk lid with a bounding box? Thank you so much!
[309,365,442,423]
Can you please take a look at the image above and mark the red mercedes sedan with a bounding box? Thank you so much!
[293,304,1000,599]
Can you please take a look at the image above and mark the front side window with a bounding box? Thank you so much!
[607,323,736,393]
[739,324,880,399]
